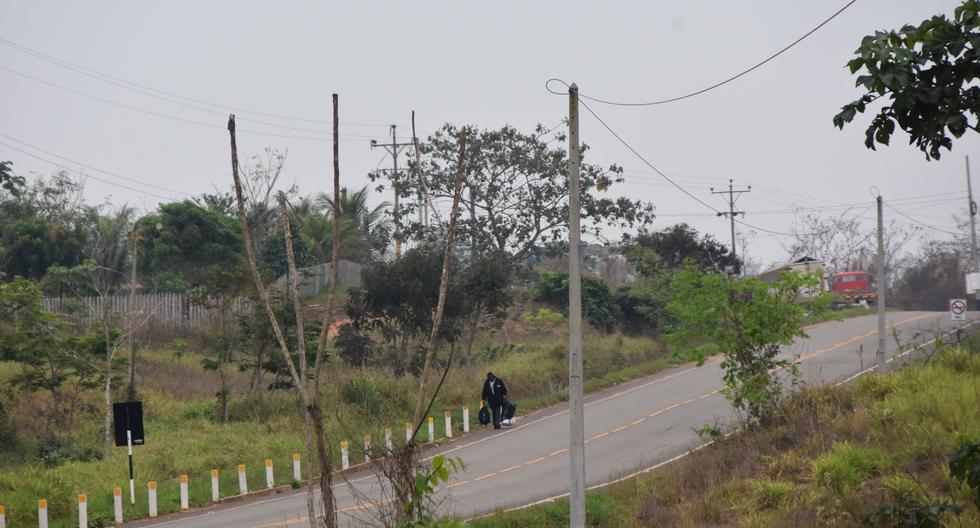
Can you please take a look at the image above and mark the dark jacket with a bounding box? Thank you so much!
[481,377,507,405]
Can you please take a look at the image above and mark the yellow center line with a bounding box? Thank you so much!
[447,480,470,489]
[585,432,609,443]
[630,417,645,426]
[526,456,546,465]
[549,448,568,456]
[697,393,712,400]
[474,472,497,481]
[499,465,523,473]
[612,425,629,433]
[681,398,696,404]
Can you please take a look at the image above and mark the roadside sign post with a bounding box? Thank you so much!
[113,401,144,505]
[950,298,968,324]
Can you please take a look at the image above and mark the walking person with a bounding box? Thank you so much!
[481,372,507,430]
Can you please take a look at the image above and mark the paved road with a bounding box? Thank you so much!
[132,311,970,527]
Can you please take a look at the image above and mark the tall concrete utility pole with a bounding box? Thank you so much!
[967,156,978,271]
[567,83,586,528]
[125,233,139,401]
[711,179,751,268]
[876,195,887,373]
[370,125,414,256]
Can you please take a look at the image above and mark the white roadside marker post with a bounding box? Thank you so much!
[78,495,87,528]
[211,470,220,502]
[179,475,189,510]
[238,465,248,495]
[265,459,274,489]
[405,422,413,444]
[463,406,470,433]
[147,482,158,518]
[38,499,48,528]
[385,428,393,451]
[341,441,350,470]
[292,454,301,482]
[363,435,372,462]
[113,488,123,523]
[445,411,453,439]
[0,504,6,528]
[427,416,434,443]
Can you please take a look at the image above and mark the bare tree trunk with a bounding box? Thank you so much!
[228,115,323,528]
[412,129,467,428]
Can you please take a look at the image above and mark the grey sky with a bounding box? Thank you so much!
[0,0,973,268]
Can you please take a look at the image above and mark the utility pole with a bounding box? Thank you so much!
[711,179,751,270]
[370,125,414,256]
[567,82,586,528]
[966,156,979,307]
[967,156,978,271]
[876,195,887,373]
[125,232,139,401]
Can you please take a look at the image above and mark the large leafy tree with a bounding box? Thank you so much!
[296,186,391,264]
[625,223,741,276]
[834,0,980,159]
[0,161,25,195]
[135,200,246,293]
[373,124,654,261]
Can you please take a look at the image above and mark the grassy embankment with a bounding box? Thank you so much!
[0,326,703,528]
[473,337,980,528]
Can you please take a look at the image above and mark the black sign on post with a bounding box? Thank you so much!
[113,401,144,446]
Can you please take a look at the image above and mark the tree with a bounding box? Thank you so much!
[668,268,825,419]
[625,223,741,275]
[373,124,654,261]
[833,0,980,159]
[891,241,967,311]
[0,161,25,196]
[533,270,620,332]
[298,186,391,264]
[135,200,246,293]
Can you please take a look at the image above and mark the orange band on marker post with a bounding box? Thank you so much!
[211,469,219,478]
[38,500,47,509]
[292,453,300,461]
[79,494,86,503]
[113,487,121,497]
[265,459,273,467]
[180,475,188,484]
[148,481,157,490]
[238,465,245,473]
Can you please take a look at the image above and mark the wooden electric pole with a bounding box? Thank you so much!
[567,82,586,528]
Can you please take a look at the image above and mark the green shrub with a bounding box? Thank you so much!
[341,376,385,417]
[521,308,566,328]
[748,478,795,509]
[812,441,889,491]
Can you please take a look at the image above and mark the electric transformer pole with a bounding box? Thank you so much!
[371,125,415,256]
[711,179,751,270]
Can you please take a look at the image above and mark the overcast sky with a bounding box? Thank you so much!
[1,0,974,269]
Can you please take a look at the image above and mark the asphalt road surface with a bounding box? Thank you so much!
[130,311,971,527]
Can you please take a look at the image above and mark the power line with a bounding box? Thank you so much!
[0,131,191,196]
[0,36,396,128]
[545,0,858,106]
[577,98,721,213]
[885,203,961,237]
[0,65,390,142]
[0,139,181,201]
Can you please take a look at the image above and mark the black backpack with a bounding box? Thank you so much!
[478,405,491,425]
[503,399,517,420]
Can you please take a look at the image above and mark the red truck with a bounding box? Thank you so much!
[829,271,876,308]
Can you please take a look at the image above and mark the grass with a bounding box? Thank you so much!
[0,327,699,527]
[472,337,980,528]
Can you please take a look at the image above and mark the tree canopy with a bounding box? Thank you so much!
[372,124,654,261]
[625,223,741,276]
[834,0,980,159]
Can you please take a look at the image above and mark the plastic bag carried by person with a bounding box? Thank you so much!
[479,403,491,425]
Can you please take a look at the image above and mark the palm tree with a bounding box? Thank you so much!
[297,186,391,264]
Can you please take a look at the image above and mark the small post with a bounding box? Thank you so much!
[113,488,123,523]
[291,454,301,482]
[38,500,48,528]
[147,482,158,518]
[78,494,87,528]
[179,475,189,510]
[427,416,434,443]
[463,406,470,433]
[445,411,453,438]
[363,435,372,462]
[341,441,350,470]
[385,428,393,451]
[237,465,248,495]
[876,195,887,372]
[210,470,219,502]
[405,422,413,444]
[0,504,6,528]
[126,430,135,505]
[265,459,274,489]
